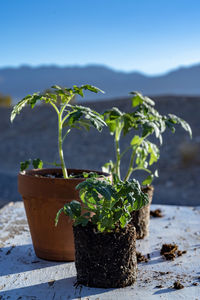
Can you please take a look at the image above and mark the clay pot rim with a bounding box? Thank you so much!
[19,168,111,182]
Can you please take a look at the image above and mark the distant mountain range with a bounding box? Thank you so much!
[0,63,200,103]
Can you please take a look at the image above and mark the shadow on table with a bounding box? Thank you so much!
[0,277,114,299]
[137,250,166,266]
[153,288,175,295]
[192,244,200,249]
[0,244,70,276]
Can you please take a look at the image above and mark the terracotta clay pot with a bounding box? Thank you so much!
[73,223,137,288]
[130,185,154,239]
[18,168,111,261]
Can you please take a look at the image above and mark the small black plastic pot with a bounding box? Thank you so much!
[73,222,137,288]
[131,185,154,239]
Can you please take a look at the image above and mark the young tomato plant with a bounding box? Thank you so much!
[11,85,106,178]
[55,176,149,232]
[103,92,192,185]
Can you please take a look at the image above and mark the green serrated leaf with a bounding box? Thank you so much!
[119,214,129,228]
[131,135,143,146]
[74,215,89,227]
[104,107,123,119]
[130,92,155,108]
[51,85,62,90]
[131,93,143,107]
[148,142,160,165]
[55,208,64,226]
[73,85,84,97]
[70,200,81,217]
[165,120,176,133]
[106,119,118,134]
[20,160,31,172]
[32,158,43,169]
[10,97,31,122]
[102,160,115,174]
[64,105,106,132]
[63,203,74,218]
[142,174,154,186]
[168,114,192,138]
[81,84,105,94]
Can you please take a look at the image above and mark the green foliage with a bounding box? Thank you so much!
[20,160,31,172]
[32,158,43,169]
[103,91,192,184]
[63,104,105,132]
[11,85,105,178]
[20,158,43,172]
[142,170,158,186]
[55,176,149,232]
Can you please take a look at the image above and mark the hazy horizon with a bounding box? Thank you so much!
[1,61,200,78]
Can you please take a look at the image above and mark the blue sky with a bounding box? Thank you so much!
[0,0,200,74]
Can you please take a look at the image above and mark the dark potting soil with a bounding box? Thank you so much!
[130,186,154,239]
[35,172,64,178]
[160,243,187,260]
[73,223,137,288]
[34,171,100,179]
[150,209,163,218]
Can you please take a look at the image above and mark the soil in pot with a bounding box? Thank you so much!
[130,185,154,239]
[18,168,111,261]
[73,223,137,288]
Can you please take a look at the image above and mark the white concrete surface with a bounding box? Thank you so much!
[0,202,200,300]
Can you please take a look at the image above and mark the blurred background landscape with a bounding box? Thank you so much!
[0,0,200,207]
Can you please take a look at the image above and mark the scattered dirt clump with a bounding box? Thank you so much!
[160,243,187,260]
[155,284,163,288]
[160,244,178,260]
[136,251,149,263]
[177,250,187,256]
[159,271,169,275]
[173,281,184,289]
[150,209,163,218]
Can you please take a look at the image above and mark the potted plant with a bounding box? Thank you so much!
[56,176,149,288]
[102,92,192,238]
[10,84,111,261]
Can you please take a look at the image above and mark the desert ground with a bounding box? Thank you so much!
[0,95,200,208]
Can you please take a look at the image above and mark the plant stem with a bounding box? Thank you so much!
[58,112,68,178]
[120,146,132,159]
[132,167,151,173]
[49,100,60,115]
[124,150,136,181]
[115,137,121,179]
[115,125,122,179]
[124,133,151,181]
[49,100,68,178]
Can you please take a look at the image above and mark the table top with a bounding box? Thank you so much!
[0,202,200,300]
